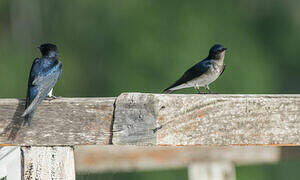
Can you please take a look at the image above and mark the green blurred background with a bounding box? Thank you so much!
[0,0,299,179]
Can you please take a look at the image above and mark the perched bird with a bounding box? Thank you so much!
[22,43,62,126]
[163,44,227,94]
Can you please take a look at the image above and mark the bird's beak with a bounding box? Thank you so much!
[37,46,40,50]
[223,48,227,51]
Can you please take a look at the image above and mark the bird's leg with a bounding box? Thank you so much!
[49,95,59,99]
[46,89,60,100]
[46,96,56,101]
[205,85,212,94]
[46,95,61,101]
[194,85,202,94]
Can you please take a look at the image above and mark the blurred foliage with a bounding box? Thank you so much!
[0,0,299,98]
[236,161,300,180]
[76,161,300,180]
[0,0,300,179]
[77,168,188,180]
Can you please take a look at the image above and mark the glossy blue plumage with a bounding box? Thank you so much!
[23,44,62,126]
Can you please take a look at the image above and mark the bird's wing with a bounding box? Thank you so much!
[22,61,62,117]
[24,58,40,108]
[23,58,40,125]
[32,61,62,86]
[218,64,226,78]
[164,59,212,92]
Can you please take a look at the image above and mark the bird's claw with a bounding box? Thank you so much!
[197,92,207,94]
[46,96,61,101]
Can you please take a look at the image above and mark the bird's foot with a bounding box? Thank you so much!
[197,92,207,94]
[204,85,213,94]
[46,96,61,101]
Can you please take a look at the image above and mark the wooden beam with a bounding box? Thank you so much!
[0,147,21,179]
[21,146,75,179]
[113,93,300,146]
[0,93,299,146]
[0,98,115,146]
[74,145,280,173]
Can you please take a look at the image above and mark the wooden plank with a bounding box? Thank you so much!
[0,94,299,146]
[0,147,21,179]
[22,146,75,180]
[188,162,235,180]
[0,98,115,146]
[113,94,157,145]
[74,145,280,173]
[113,93,300,146]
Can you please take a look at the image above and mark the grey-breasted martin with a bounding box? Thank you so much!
[164,44,227,94]
[22,43,62,126]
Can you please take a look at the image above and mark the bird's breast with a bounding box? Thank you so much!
[188,62,223,87]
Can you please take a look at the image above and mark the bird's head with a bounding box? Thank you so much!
[208,44,227,60]
[38,43,58,58]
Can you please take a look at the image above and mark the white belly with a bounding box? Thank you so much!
[47,89,53,97]
[169,64,222,90]
[187,70,220,87]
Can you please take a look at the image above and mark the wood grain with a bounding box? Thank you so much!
[113,93,157,145]
[75,145,280,173]
[0,147,21,179]
[0,94,299,146]
[22,146,75,180]
[0,98,115,145]
[113,93,300,146]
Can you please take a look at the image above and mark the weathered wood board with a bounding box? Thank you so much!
[0,147,21,179]
[75,145,280,173]
[22,147,75,180]
[0,94,299,146]
[0,98,115,145]
[113,93,300,146]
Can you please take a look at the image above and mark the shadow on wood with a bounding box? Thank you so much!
[0,99,24,141]
[0,98,115,145]
[0,94,299,146]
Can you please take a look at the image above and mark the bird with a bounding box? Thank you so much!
[163,44,227,94]
[22,43,62,126]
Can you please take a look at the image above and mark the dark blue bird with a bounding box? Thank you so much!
[164,44,227,94]
[22,43,62,126]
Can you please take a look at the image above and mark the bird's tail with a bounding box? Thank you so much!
[22,91,44,126]
[24,112,34,126]
[22,91,43,117]
[22,102,39,126]
[163,88,175,94]
[22,103,36,118]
